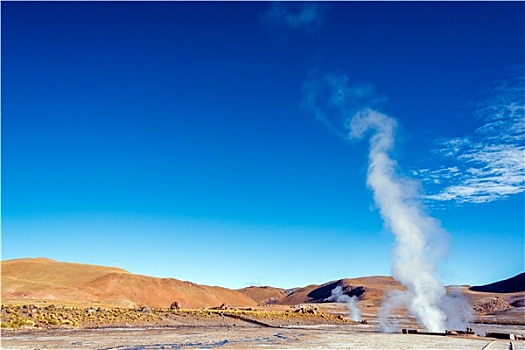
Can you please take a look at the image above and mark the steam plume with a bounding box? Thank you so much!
[350,108,448,332]
[302,73,474,332]
[440,287,475,330]
[378,290,407,332]
[329,286,361,322]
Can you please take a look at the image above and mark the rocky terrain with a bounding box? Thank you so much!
[473,297,513,314]
[239,277,525,324]
[2,258,524,350]
[1,303,352,330]
[2,257,524,332]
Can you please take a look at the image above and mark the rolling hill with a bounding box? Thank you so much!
[236,286,287,305]
[239,276,404,308]
[470,272,525,294]
[3,257,523,319]
[1,258,257,309]
[1,258,405,310]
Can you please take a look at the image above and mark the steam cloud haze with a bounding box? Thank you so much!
[303,73,472,332]
[440,287,475,331]
[329,286,361,322]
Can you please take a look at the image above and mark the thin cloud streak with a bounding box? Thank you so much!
[418,70,524,204]
[265,2,328,30]
[301,72,386,139]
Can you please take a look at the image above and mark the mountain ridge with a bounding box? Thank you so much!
[1,257,257,309]
[470,272,525,294]
[2,258,524,310]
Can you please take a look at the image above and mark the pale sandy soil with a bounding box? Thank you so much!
[2,303,524,349]
[2,325,525,350]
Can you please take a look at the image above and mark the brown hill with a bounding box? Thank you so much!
[239,276,524,324]
[236,286,286,305]
[5,257,523,322]
[470,272,525,294]
[1,258,257,309]
[240,276,404,307]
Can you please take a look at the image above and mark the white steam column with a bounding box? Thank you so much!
[350,108,447,332]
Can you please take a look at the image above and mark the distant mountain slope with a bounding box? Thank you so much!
[287,276,404,306]
[237,286,286,305]
[470,272,525,293]
[8,258,522,314]
[240,276,404,306]
[1,258,257,309]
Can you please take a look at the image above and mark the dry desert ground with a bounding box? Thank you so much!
[1,305,524,350]
[2,259,524,349]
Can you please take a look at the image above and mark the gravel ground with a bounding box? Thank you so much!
[2,324,524,350]
[2,305,524,349]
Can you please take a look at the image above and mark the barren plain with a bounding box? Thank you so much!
[1,258,524,349]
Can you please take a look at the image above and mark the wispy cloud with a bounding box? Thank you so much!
[265,2,328,31]
[417,69,524,204]
[301,72,386,139]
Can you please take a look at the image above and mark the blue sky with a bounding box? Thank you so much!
[2,2,523,289]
